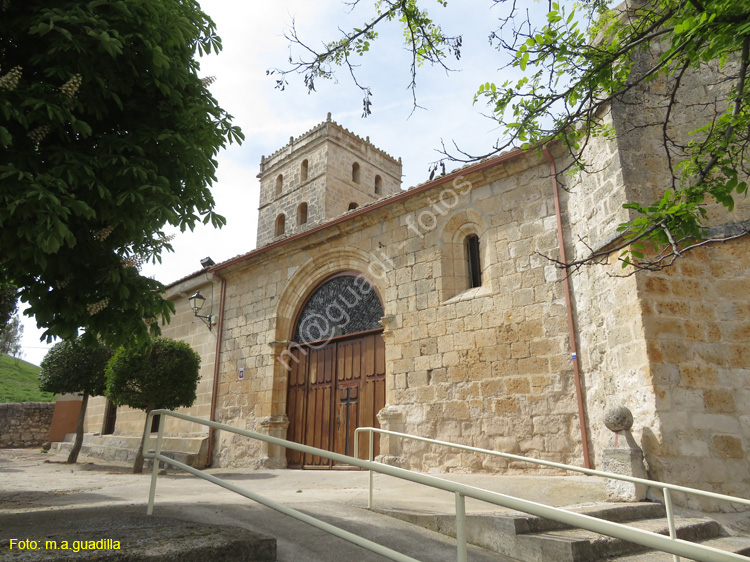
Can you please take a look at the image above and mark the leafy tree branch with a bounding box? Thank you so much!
[274,0,750,272]
[1,0,243,348]
[267,0,461,116]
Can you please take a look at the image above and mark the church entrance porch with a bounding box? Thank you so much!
[286,330,385,469]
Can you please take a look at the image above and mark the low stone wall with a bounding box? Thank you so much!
[0,402,55,448]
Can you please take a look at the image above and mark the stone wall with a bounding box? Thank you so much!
[74,40,750,501]
[322,123,402,219]
[256,142,329,245]
[612,42,750,228]
[86,275,217,439]
[213,147,585,471]
[563,43,750,506]
[605,46,750,508]
[562,114,658,471]
[383,152,583,473]
[639,240,750,508]
[0,402,55,448]
[256,117,402,247]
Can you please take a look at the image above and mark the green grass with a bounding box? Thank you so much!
[0,354,55,403]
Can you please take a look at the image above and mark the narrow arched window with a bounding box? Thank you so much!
[275,174,283,196]
[374,175,382,195]
[300,159,308,182]
[297,202,308,225]
[466,234,481,288]
[275,214,286,236]
[348,202,358,211]
[352,162,360,184]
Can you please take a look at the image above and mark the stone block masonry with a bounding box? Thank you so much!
[256,116,402,247]
[211,147,586,472]
[86,275,218,439]
[0,402,55,448]
[638,240,750,508]
[73,40,750,509]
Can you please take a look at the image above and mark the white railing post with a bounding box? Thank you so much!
[146,412,165,516]
[455,492,467,562]
[368,429,374,509]
[664,487,681,562]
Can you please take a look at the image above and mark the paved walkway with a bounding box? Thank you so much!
[1,447,608,561]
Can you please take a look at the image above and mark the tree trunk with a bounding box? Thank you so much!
[133,406,152,474]
[67,393,88,464]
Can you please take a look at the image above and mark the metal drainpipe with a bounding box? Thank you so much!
[542,144,592,469]
[205,271,226,467]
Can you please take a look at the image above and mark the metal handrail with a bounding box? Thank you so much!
[143,410,750,562]
[354,426,750,562]
[353,427,750,509]
[144,411,420,562]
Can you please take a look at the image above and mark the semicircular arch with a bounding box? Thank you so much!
[274,247,386,344]
[439,208,488,244]
[437,208,493,301]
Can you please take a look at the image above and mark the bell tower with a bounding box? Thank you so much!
[256,113,402,247]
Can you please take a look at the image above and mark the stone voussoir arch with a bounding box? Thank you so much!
[439,208,488,244]
[437,208,493,301]
[274,246,386,344]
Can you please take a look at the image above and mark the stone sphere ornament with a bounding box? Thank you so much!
[604,406,634,432]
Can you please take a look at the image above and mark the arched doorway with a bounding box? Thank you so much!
[286,273,385,468]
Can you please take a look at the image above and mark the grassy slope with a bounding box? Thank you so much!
[0,353,55,403]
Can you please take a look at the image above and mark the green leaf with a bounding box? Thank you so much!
[0,0,236,350]
[0,127,11,147]
[519,52,529,71]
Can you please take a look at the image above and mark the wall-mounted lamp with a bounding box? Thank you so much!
[189,291,212,330]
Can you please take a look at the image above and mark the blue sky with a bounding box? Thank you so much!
[20,0,532,364]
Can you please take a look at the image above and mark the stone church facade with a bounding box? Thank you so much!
[79,48,750,510]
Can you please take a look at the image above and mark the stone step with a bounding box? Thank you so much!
[512,502,667,535]
[53,432,209,468]
[376,502,749,562]
[608,536,750,561]
[55,441,200,469]
[514,516,721,562]
[377,502,667,554]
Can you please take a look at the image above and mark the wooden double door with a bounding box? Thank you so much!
[286,331,385,468]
